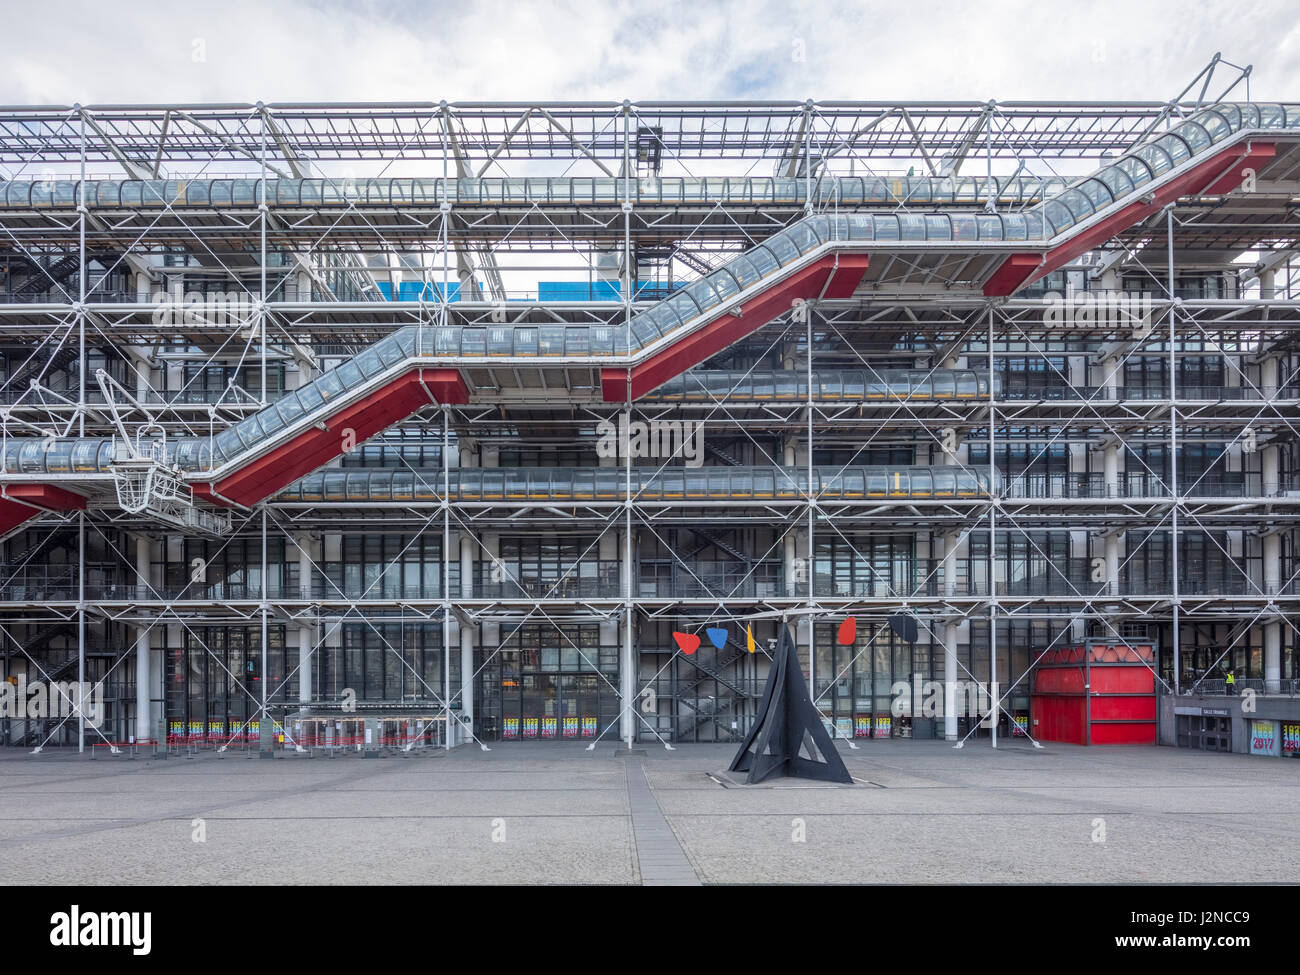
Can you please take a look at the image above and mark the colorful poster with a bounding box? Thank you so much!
[562,716,579,738]
[874,715,891,738]
[502,717,519,740]
[581,716,597,738]
[854,715,871,738]
[1013,714,1029,737]
[207,721,223,740]
[1283,722,1300,755]
[835,717,853,740]
[1250,719,1279,756]
[188,720,203,739]
[522,717,539,739]
[540,717,557,738]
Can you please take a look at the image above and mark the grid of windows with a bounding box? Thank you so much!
[166,625,291,738]
[814,535,915,598]
[321,534,445,600]
[970,427,1069,476]
[476,624,619,741]
[317,623,450,703]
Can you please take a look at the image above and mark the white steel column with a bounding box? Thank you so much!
[1264,529,1281,693]
[1260,268,1276,302]
[620,102,635,749]
[942,532,958,741]
[135,535,151,742]
[1264,620,1282,693]
[76,110,86,753]
[944,621,959,742]
[443,406,451,749]
[1167,208,1181,695]
[620,522,634,745]
[297,533,313,705]
[987,305,998,748]
[1252,254,1280,681]
[1261,369,1280,497]
[1101,354,1120,401]
[460,532,475,733]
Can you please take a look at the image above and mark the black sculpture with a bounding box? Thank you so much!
[888,612,919,644]
[728,625,853,784]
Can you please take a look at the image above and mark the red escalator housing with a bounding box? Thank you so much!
[0,483,88,535]
[196,367,468,507]
[983,141,1275,297]
[601,254,870,402]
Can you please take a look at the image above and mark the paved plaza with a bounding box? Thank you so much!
[0,741,1295,885]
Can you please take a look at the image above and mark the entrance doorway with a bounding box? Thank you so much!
[501,673,608,740]
[1176,713,1232,751]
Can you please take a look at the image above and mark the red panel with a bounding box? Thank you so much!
[821,254,872,299]
[1042,645,1086,666]
[5,483,86,511]
[982,254,1042,298]
[1091,696,1157,721]
[420,368,470,405]
[1030,200,1151,285]
[0,498,37,535]
[1091,667,1155,694]
[1032,696,1087,745]
[1150,141,1272,207]
[609,256,852,402]
[1034,667,1086,694]
[0,485,84,535]
[1090,723,1157,746]
[1199,143,1275,195]
[601,368,629,402]
[195,367,470,507]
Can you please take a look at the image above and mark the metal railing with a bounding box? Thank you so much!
[474,561,622,600]
[1173,678,1300,696]
[1000,384,1300,402]
[1002,472,1298,499]
[641,561,785,599]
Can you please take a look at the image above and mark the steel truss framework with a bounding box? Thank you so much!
[2,67,1300,753]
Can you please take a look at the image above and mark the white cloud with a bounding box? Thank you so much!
[4,0,1296,294]
[3,0,1298,104]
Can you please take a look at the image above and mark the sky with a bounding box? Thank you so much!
[2,0,1299,105]
[3,0,1295,290]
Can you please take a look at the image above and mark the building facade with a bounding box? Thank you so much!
[0,92,1298,755]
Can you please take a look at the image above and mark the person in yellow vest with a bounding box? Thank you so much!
[1225,670,1236,695]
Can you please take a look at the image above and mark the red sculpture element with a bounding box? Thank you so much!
[837,617,857,645]
[672,631,701,655]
